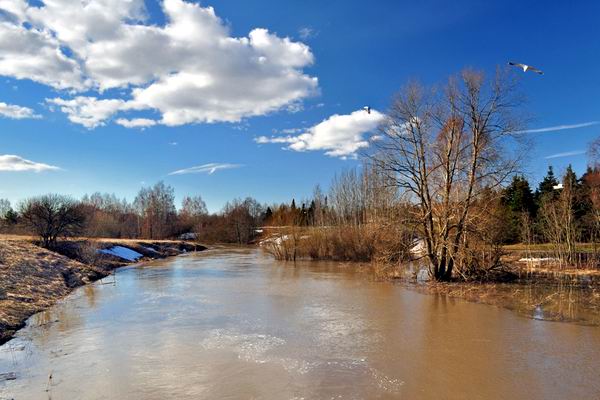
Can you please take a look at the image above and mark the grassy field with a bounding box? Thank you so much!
[504,243,599,253]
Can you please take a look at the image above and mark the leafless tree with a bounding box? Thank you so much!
[134,182,177,239]
[19,194,86,248]
[589,136,600,167]
[374,69,525,280]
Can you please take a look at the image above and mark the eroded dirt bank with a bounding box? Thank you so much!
[0,238,206,345]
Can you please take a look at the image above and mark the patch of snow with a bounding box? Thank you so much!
[259,235,289,247]
[179,232,197,240]
[99,246,143,261]
[518,257,559,264]
[410,239,426,257]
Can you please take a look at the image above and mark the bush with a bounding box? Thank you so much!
[263,224,412,263]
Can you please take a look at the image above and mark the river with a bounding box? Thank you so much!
[1,248,600,399]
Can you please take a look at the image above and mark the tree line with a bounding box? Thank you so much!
[0,182,268,249]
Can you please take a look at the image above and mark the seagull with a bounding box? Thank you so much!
[363,106,371,114]
[508,61,543,75]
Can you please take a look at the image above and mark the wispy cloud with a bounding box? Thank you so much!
[0,102,41,119]
[0,155,60,172]
[544,150,586,159]
[517,121,599,134]
[168,163,242,176]
[298,27,317,40]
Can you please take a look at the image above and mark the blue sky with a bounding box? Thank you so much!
[0,0,599,212]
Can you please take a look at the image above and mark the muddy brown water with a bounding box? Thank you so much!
[1,248,600,399]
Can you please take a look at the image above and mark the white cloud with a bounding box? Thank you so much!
[47,96,127,129]
[544,150,586,159]
[0,0,317,128]
[0,102,40,119]
[517,121,599,134]
[116,118,157,128]
[256,109,385,158]
[0,20,86,90]
[168,163,242,175]
[0,154,59,172]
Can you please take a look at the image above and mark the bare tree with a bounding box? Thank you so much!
[19,194,86,248]
[134,182,177,239]
[223,197,264,244]
[374,69,525,281]
[589,136,600,166]
[179,195,208,234]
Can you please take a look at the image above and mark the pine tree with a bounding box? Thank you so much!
[563,164,578,190]
[502,175,536,243]
[263,206,273,223]
[536,165,559,202]
[504,175,536,214]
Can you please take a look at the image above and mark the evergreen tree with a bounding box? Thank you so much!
[263,206,273,223]
[502,175,536,243]
[307,200,316,226]
[563,164,578,190]
[537,166,559,199]
[503,175,536,214]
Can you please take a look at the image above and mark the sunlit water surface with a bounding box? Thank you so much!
[1,248,600,399]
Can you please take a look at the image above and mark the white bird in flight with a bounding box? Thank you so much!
[363,106,371,114]
[508,61,543,75]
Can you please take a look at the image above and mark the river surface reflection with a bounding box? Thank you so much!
[1,248,600,399]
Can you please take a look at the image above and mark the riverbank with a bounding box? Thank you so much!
[0,237,206,345]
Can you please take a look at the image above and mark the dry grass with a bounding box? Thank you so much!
[0,234,198,245]
[504,242,599,253]
[261,224,411,263]
[0,240,107,344]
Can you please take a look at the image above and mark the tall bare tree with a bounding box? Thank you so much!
[374,69,524,280]
[134,182,177,239]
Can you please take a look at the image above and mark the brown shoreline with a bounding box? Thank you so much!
[0,238,206,346]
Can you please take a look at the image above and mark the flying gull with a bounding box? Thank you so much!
[508,61,543,75]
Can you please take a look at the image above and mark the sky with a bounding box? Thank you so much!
[0,0,599,212]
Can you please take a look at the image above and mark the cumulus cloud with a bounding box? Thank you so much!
[168,163,242,175]
[47,96,127,129]
[517,121,599,134]
[256,109,385,158]
[0,0,317,128]
[544,150,586,159]
[0,154,59,172]
[0,102,40,119]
